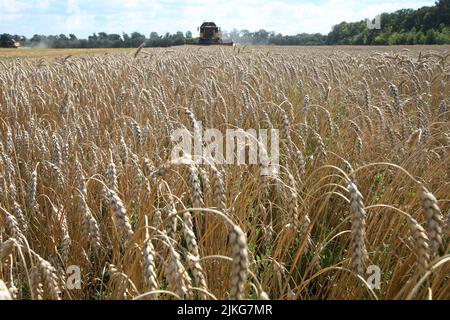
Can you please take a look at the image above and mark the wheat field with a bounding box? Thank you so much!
[0,45,449,300]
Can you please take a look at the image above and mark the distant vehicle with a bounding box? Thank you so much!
[197,22,233,46]
[1,39,21,48]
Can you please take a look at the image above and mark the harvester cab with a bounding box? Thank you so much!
[197,22,233,46]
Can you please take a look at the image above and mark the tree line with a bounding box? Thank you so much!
[1,0,449,48]
[326,0,450,45]
[1,31,197,48]
[240,0,449,45]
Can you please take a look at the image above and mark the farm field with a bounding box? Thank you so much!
[0,45,449,300]
[0,45,449,59]
[0,48,134,59]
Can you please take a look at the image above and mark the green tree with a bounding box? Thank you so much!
[425,29,437,44]
[388,32,400,45]
[122,33,131,47]
[130,32,146,47]
[416,31,426,44]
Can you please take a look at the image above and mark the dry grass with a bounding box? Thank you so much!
[0,45,449,300]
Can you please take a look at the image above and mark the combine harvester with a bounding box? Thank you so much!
[2,39,21,48]
[196,22,233,46]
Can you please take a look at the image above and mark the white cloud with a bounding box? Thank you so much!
[67,0,82,31]
[0,0,31,13]
[34,0,51,9]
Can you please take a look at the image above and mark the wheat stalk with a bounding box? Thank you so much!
[106,188,134,244]
[347,181,368,275]
[406,215,430,272]
[419,185,443,258]
[229,225,248,300]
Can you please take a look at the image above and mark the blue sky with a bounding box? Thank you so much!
[0,0,436,37]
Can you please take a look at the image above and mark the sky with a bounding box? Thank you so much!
[0,0,436,37]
